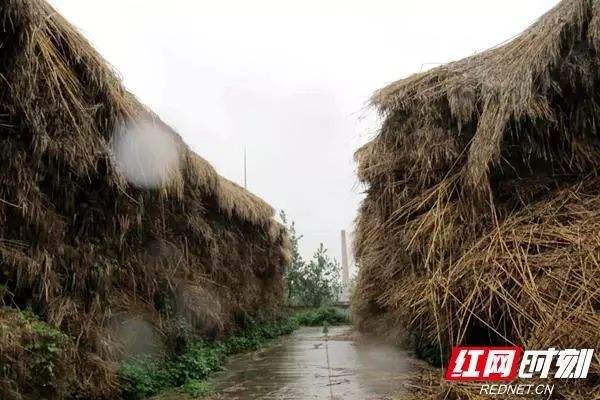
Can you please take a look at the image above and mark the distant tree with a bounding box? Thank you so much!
[298,244,342,307]
[280,211,342,307]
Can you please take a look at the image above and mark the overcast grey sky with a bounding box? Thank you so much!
[50,0,559,265]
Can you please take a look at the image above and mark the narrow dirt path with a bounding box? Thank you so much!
[211,326,420,399]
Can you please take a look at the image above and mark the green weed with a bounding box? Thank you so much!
[293,307,348,326]
[182,379,215,397]
[119,315,298,399]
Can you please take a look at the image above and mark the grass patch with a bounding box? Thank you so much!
[0,309,75,399]
[182,380,215,397]
[120,308,349,399]
[292,306,349,326]
[119,316,298,399]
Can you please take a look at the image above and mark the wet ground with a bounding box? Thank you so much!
[211,326,419,400]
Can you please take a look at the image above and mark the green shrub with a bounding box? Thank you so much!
[168,342,223,383]
[119,357,173,399]
[25,315,72,385]
[0,309,76,399]
[119,344,224,400]
[182,379,215,397]
[119,315,298,399]
[293,307,348,326]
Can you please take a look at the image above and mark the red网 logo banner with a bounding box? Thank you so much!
[445,346,594,382]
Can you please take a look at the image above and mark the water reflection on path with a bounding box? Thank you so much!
[212,326,419,399]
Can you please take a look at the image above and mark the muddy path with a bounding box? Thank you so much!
[210,325,420,399]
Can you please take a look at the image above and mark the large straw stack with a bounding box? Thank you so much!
[353,0,599,396]
[0,1,290,398]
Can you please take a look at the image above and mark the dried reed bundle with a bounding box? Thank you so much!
[353,0,600,397]
[0,1,289,398]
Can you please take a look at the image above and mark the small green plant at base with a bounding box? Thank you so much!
[182,379,215,397]
[119,315,299,399]
[168,342,223,384]
[293,307,348,326]
[0,309,78,399]
[119,357,172,399]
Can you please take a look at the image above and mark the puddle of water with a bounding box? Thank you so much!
[211,325,419,400]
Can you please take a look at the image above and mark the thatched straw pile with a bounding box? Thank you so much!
[353,0,599,395]
[0,0,290,398]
